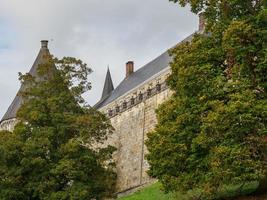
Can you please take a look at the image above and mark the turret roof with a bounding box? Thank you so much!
[101,68,114,99]
[1,40,51,123]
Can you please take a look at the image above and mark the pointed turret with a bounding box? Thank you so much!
[93,67,114,109]
[1,40,52,123]
[101,67,114,99]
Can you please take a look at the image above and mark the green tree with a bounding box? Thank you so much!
[0,57,116,200]
[146,0,267,199]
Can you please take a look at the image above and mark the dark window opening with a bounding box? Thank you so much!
[122,101,127,109]
[130,97,135,105]
[116,106,120,113]
[147,88,151,96]
[138,92,143,101]
[156,83,161,92]
[108,109,113,117]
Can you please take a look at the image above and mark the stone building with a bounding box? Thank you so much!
[94,15,205,193]
[0,14,205,195]
[94,39,194,194]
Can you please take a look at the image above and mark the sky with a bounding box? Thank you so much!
[0,0,198,118]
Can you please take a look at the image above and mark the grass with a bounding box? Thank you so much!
[118,182,175,200]
[118,182,260,200]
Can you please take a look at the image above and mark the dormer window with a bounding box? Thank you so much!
[116,106,120,113]
[147,88,151,96]
[156,82,161,92]
[108,109,113,117]
[122,101,127,109]
[138,92,143,101]
[130,96,135,105]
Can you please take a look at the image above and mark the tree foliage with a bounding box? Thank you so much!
[146,0,267,199]
[0,57,116,200]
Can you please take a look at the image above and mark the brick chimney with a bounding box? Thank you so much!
[41,40,48,49]
[126,61,134,78]
[199,13,206,33]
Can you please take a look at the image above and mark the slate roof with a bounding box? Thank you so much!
[101,68,114,99]
[94,33,195,109]
[1,40,51,123]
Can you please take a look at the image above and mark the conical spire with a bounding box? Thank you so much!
[101,67,114,99]
[1,40,51,122]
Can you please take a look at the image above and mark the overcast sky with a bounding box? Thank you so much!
[0,0,197,118]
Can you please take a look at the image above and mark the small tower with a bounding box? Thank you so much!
[0,40,52,131]
[94,67,114,109]
[101,67,114,99]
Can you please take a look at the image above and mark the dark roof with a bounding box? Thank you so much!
[101,68,114,99]
[1,40,51,123]
[94,33,195,109]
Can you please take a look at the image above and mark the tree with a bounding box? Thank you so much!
[0,57,116,200]
[146,0,267,199]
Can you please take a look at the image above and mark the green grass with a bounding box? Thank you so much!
[118,182,259,200]
[118,182,175,200]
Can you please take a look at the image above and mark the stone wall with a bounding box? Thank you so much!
[110,87,171,192]
[0,118,18,132]
[99,68,173,193]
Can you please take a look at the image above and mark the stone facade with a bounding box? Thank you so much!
[98,68,172,192]
[0,118,18,132]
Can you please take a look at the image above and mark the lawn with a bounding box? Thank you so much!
[118,182,261,200]
[118,182,175,200]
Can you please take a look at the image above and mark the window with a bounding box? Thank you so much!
[156,82,161,92]
[122,101,127,109]
[130,97,135,105]
[116,106,120,113]
[138,92,143,101]
[108,109,113,117]
[147,88,151,96]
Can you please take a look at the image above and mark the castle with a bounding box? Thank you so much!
[0,15,204,194]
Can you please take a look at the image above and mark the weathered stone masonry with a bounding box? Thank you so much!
[98,69,173,192]
[0,118,18,132]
